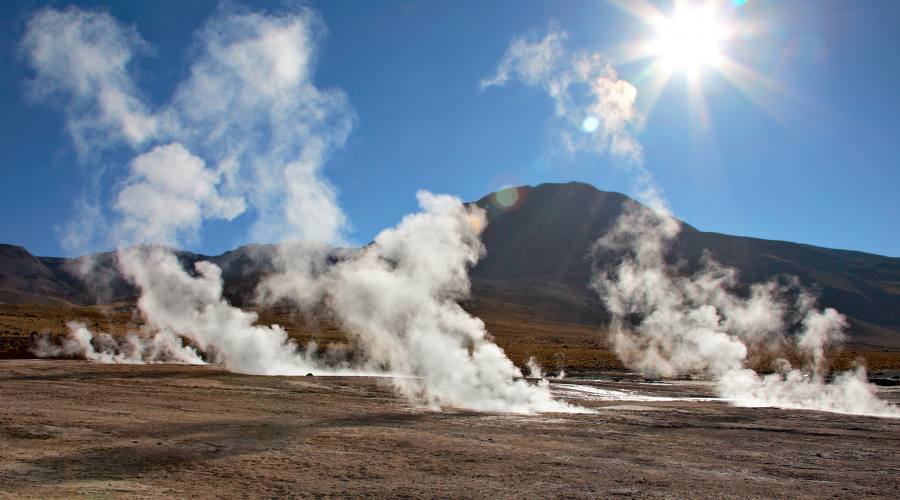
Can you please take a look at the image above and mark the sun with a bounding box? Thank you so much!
[609,0,780,129]
[651,5,726,74]
[612,0,785,129]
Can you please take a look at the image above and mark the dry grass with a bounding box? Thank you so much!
[2,302,898,372]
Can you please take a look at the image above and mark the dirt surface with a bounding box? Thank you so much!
[2,360,899,498]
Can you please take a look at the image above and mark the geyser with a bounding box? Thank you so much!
[22,5,579,414]
[484,26,899,418]
[591,202,899,418]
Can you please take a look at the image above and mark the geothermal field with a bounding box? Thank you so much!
[4,0,900,498]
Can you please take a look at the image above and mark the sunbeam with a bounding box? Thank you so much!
[612,0,791,131]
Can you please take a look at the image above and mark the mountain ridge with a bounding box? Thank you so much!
[1,181,898,347]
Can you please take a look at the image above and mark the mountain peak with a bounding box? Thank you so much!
[473,182,636,279]
[477,181,625,207]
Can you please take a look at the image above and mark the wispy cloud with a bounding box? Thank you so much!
[21,7,157,155]
[482,28,643,164]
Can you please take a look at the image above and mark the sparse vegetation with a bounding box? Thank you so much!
[6,302,899,374]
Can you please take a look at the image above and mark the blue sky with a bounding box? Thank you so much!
[2,0,899,257]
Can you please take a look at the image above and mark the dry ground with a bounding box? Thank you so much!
[1,360,899,498]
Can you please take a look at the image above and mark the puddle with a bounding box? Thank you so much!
[552,383,719,403]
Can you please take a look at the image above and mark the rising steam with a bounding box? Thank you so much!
[591,203,898,417]
[484,25,898,418]
[28,5,891,417]
[261,191,574,412]
[32,321,204,365]
[481,27,643,162]
[23,5,577,413]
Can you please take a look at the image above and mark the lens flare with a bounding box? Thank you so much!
[494,186,520,208]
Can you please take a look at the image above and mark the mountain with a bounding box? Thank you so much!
[471,182,900,347]
[1,182,898,347]
[0,245,76,306]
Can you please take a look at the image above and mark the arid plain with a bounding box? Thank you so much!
[2,359,899,498]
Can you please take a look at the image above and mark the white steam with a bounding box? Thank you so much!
[24,6,579,413]
[591,203,898,417]
[114,143,246,246]
[488,25,898,418]
[23,6,354,379]
[116,247,327,375]
[32,321,204,365]
[525,357,546,380]
[256,191,577,412]
[20,7,157,155]
[482,28,643,162]
[480,29,565,90]
[323,192,573,412]
[165,8,354,245]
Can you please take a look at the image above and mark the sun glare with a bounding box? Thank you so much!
[652,5,726,74]
[609,0,779,129]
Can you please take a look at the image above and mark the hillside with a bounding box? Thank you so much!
[1,182,898,348]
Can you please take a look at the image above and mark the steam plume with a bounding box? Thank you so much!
[482,27,643,162]
[23,5,578,413]
[322,192,573,412]
[32,321,203,365]
[526,357,546,380]
[591,203,898,417]
[488,25,898,417]
[20,7,157,155]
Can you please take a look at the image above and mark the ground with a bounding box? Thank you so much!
[2,360,899,498]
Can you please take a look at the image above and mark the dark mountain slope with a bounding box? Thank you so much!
[0,245,76,305]
[674,231,900,328]
[473,183,634,279]
[471,182,900,347]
